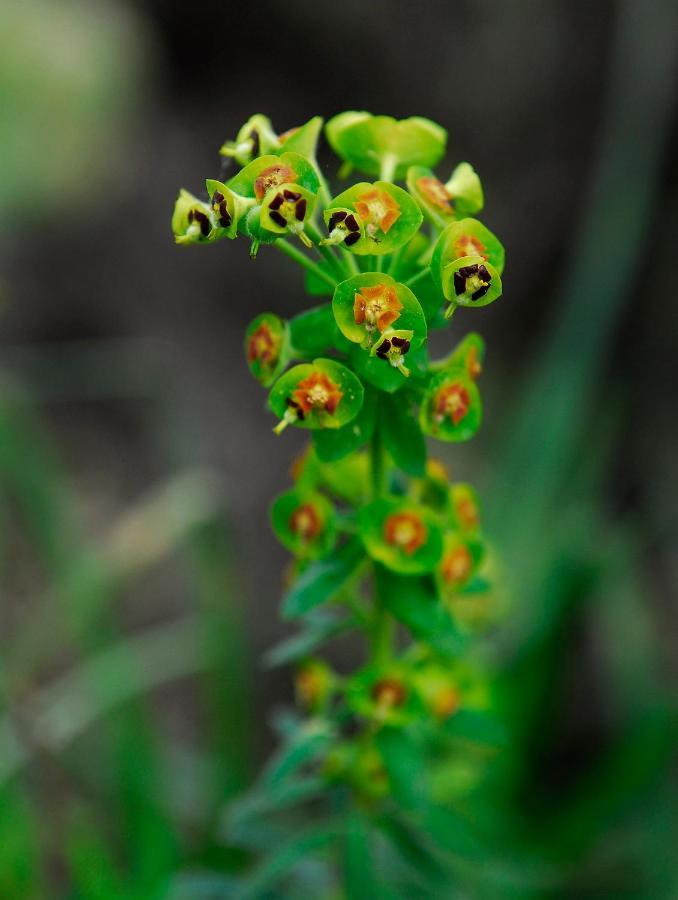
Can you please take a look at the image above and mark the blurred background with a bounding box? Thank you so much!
[0,0,676,896]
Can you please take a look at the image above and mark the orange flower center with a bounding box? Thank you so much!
[254,164,297,201]
[295,667,322,706]
[416,176,454,213]
[454,234,487,259]
[247,323,278,365]
[291,371,343,417]
[441,545,473,586]
[384,512,427,555]
[371,677,407,708]
[435,383,470,425]
[289,503,322,541]
[353,283,402,335]
[354,188,401,237]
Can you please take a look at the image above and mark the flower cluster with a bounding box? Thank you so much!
[173,111,506,806]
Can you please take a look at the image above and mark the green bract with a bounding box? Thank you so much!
[435,531,484,597]
[445,162,484,216]
[260,183,316,246]
[449,483,482,535]
[270,488,337,559]
[323,182,422,255]
[420,370,482,442]
[269,358,364,434]
[441,332,485,380]
[171,189,219,246]
[206,179,255,239]
[441,256,503,315]
[431,218,505,288]
[244,313,289,387]
[359,498,443,575]
[326,112,446,181]
[332,272,427,350]
[227,152,320,201]
[406,166,458,228]
[219,114,280,166]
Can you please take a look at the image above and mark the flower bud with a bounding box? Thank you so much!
[219,114,280,167]
[294,658,335,711]
[171,189,216,245]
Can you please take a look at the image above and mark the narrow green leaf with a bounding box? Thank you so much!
[264,612,356,668]
[261,722,334,789]
[282,537,365,619]
[344,812,378,900]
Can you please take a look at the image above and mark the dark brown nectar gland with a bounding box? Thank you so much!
[326,210,361,246]
[187,207,211,238]
[434,383,471,426]
[210,191,232,229]
[267,189,307,228]
[371,677,407,709]
[453,263,492,302]
[416,176,455,214]
[254,164,297,201]
[383,512,427,555]
[289,503,323,542]
[375,334,412,376]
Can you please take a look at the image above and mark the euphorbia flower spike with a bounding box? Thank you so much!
[172,109,509,836]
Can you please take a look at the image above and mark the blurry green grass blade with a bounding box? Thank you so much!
[343,811,378,900]
[234,820,341,899]
[490,0,678,537]
[184,516,253,800]
[0,616,207,786]
[281,537,365,619]
[263,611,357,668]
[0,784,45,899]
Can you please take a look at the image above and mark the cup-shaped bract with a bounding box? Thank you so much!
[441,256,503,314]
[449,483,482,535]
[332,273,427,351]
[323,182,422,255]
[345,663,420,727]
[270,487,337,559]
[294,657,335,711]
[244,313,290,387]
[443,332,485,381]
[172,189,218,245]
[432,218,505,290]
[260,183,316,245]
[227,152,320,201]
[219,113,281,166]
[277,116,324,162]
[326,112,447,180]
[412,663,462,721]
[269,358,364,434]
[420,370,482,442]
[406,166,458,228]
[206,179,255,239]
[445,162,484,217]
[359,497,443,575]
[435,531,484,597]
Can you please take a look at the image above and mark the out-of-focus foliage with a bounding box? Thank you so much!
[0,0,148,223]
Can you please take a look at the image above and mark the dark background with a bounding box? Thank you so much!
[0,2,676,888]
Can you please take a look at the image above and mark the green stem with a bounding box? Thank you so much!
[379,153,398,183]
[305,221,348,276]
[404,267,430,289]
[369,419,394,665]
[341,249,360,276]
[274,240,338,290]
